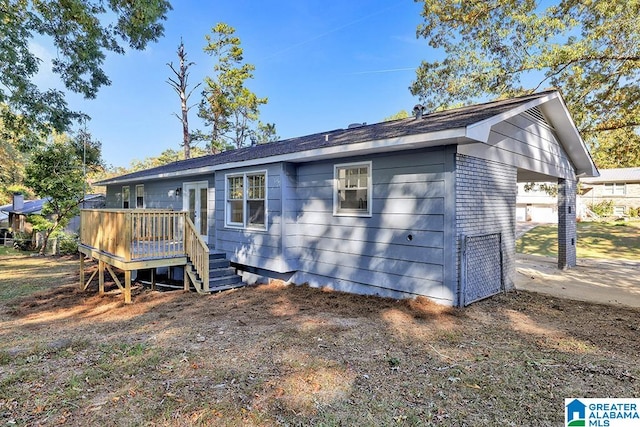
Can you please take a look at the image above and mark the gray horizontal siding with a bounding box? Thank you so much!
[292,147,452,301]
[458,111,575,179]
[214,164,286,272]
[104,175,216,241]
[104,176,215,210]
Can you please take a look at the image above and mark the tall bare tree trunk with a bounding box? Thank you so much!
[167,40,200,160]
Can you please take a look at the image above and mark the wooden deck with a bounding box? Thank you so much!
[79,209,210,303]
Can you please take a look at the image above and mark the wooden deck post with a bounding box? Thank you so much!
[124,271,132,304]
[124,212,132,262]
[151,268,156,291]
[99,260,105,295]
[79,255,85,291]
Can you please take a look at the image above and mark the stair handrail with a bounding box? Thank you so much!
[184,215,210,288]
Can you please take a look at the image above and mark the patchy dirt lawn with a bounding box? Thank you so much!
[0,255,638,426]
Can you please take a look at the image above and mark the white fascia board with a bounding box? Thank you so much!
[538,97,599,178]
[101,128,466,184]
[465,91,599,179]
[95,168,214,186]
[465,92,559,143]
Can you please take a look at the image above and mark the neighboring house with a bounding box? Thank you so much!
[86,90,598,306]
[0,193,105,234]
[516,182,559,223]
[0,210,8,228]
[0,194,49,234]
[580,167,640,217]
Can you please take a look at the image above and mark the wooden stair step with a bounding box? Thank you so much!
[209,274,242,288]
[209,266,237,278]
[209,282,247,293]
[209,258,230,269]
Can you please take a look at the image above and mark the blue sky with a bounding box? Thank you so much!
[46,1,435,168]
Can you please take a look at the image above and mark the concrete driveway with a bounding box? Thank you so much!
[514,254,640,308]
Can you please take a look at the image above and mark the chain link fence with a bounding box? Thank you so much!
[461,233,503,306]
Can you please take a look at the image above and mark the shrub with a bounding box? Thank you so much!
[588,200,614,217]
[57,234,79,255]
[628,207,639,218]
[12,231,34,251]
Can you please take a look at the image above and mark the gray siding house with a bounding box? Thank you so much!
[92,90,598,306]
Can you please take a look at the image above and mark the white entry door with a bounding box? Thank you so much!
[183,181,209,242]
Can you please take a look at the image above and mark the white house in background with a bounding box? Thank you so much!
[516,182,559,223]
[580,167,640,217]
[517,168,640,222]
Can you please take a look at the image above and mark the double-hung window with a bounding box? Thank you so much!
[122,186,130,209]
[334,161,372,216]
[613,206,626,216]
[226,172,267,229]
[603,183,625,196]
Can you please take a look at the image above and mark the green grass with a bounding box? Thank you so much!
[0,246,24,256]
[0,254,78,301]
[517,221,640,260]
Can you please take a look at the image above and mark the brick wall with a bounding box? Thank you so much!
[455,154,517,302]
[558,177,577,268]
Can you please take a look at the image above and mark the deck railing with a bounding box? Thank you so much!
[80,210,210,285]
[184,216,210,287]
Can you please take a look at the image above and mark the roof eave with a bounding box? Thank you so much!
[465,91,560,143]
[466,91,599,178]
[97,128,468,185]
[539,95,599,178]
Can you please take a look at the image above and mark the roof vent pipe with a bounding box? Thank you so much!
[413,104,426,119]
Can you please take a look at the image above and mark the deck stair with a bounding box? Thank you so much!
[185,251,244,294]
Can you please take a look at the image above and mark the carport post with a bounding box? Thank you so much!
[557,177,577,269]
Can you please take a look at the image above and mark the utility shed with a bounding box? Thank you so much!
[91,90,598,306]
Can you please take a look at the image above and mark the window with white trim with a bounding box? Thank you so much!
[613,206,626,216]
[334,162,372,216]
[226,172,267,229]
[122,186,130,209]
[603,183,625,196]
[135,184,144,208]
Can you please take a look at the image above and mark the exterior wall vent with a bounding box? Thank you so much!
[523,106,554,129]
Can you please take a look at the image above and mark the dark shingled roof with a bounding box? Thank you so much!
[98,90,556,185]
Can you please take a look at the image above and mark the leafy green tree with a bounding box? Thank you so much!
[128,147,209,171]
[198,23,271,151]
[24,134,101,254]
[0,0,171,148]
[411,0,640,167]
[250,121,279,145]
[383,110,410,121]
[0,105,29,204]
[589,128,640,168]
